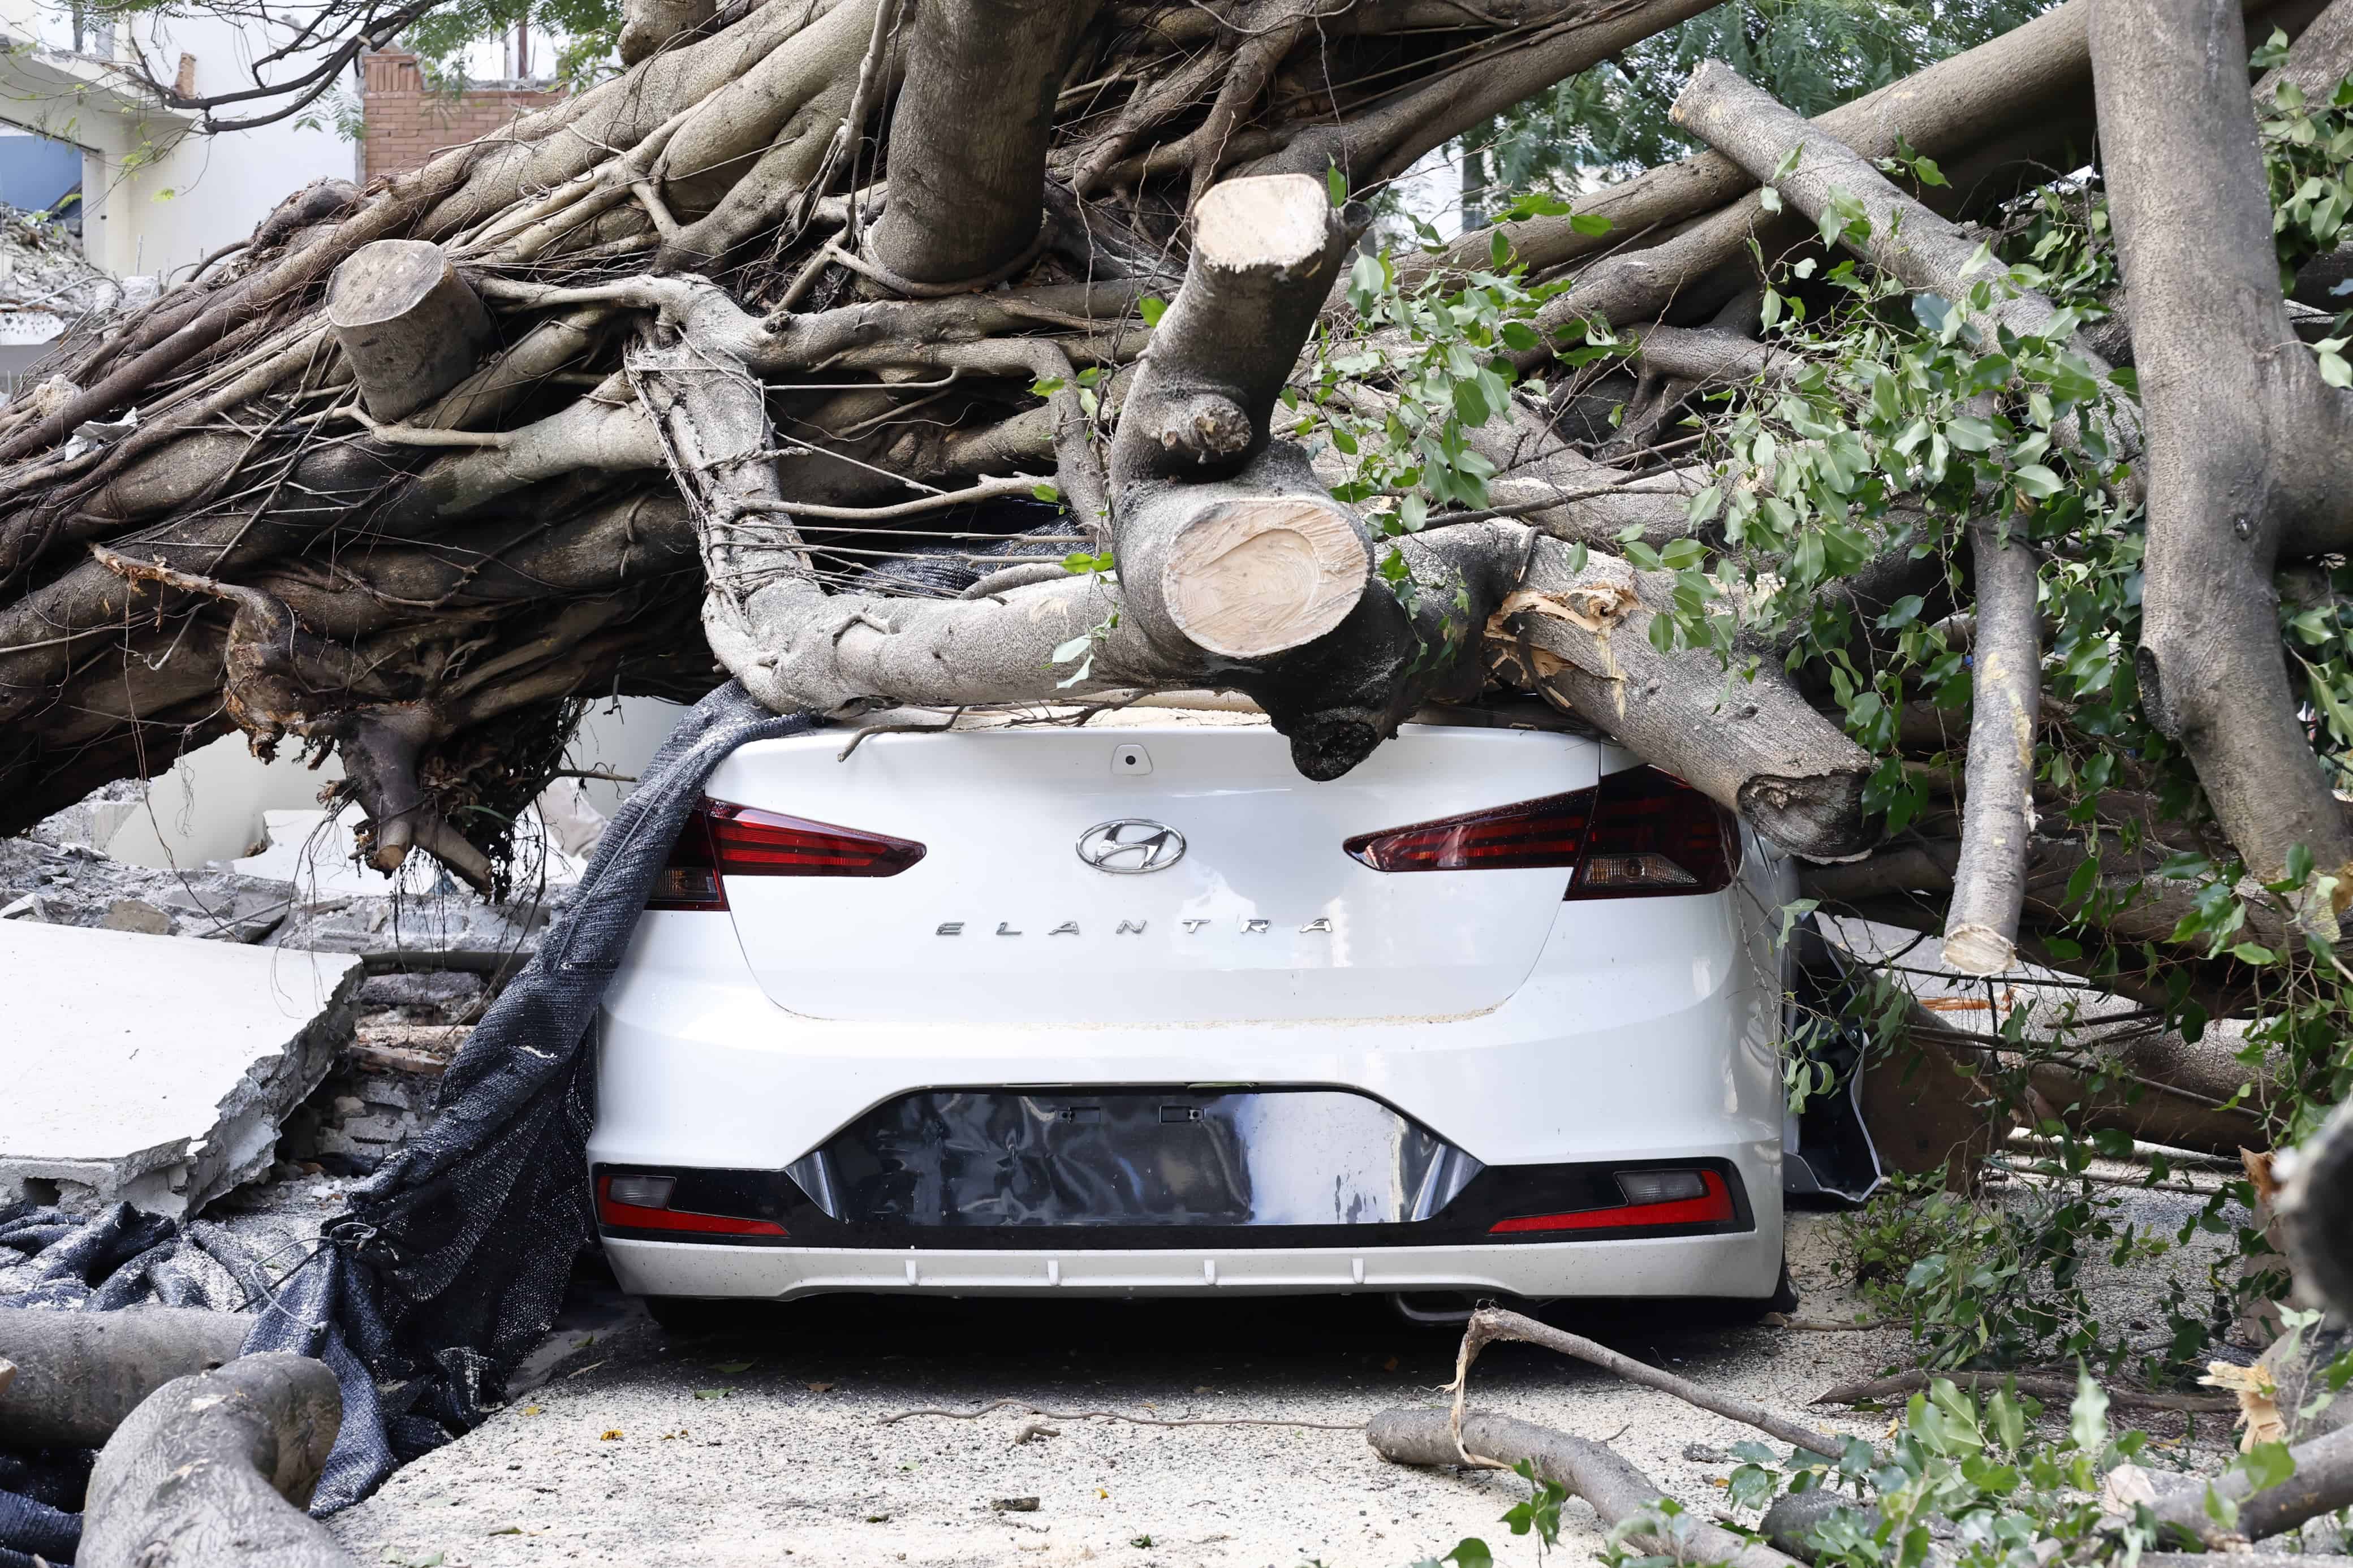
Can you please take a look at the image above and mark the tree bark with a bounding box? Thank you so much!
[0,1307,251,1449]
[2093,0,2353,925]
[2279,1098,2353,1320]
[1367,1407,1803,1568]
[1941,519,2042,975]
[79,1353,351,1568]
[2149,1423,2353,1548]
[1494,545,1877,861]
[1442,0,2113,282]
[1670,64,2120,392]
[866,0,1101,288]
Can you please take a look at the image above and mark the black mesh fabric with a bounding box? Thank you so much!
[1,682,812,1551]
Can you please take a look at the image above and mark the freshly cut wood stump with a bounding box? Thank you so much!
[325,240,493,422]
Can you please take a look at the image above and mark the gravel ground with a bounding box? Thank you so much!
[325,1200,2253,1568]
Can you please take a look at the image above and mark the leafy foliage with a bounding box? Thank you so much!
[403,0,622,91]
[1469,0,2052,195]
[1836,1170,2222,1379]
[1322,48,2353,1385]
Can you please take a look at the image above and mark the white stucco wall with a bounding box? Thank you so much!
[0,0,355,278]
[103,698,690,872]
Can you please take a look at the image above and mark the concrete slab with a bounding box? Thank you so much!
[0,921,361,1216]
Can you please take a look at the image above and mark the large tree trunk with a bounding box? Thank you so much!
[2093,0,2353,928]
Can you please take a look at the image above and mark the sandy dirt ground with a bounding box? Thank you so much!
[326,1202,2252,1568]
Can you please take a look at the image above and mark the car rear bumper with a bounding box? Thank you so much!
[589,882,1788,1301]
[602,1226,1783,1302]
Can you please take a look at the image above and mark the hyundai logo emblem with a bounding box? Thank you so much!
[1076,819,1187,875]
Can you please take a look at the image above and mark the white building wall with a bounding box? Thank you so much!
[0,0,354,278]
[102,699,689,872]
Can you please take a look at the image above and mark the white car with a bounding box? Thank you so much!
[587,704,1806,1323]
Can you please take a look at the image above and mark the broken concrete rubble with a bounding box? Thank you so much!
[0,922,361,1216]
[0,836,296,942]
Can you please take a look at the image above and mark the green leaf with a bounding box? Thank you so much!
[1770,143,1803,182]
[1443,1540,1494,1568]
[2012,463,2062,498]
[2306,659,2353,747]
[1570,211,1613,236]
[1451,377,1490,426]
[1778,893,1816,945]
[1050,634,1093,665]
[1499,192,1571,220]
[1660,538,1706,569]
[711,1360,754,1374]
[1326,161,1348,206]
[1138,296,1166,328]
[1759,184,1782,214]
[2231,941,2279,965]
[2320,348,2351,388]
[1911,154,1948,187]
[1029,376,1064,396]
[1490,228,1511,268]
[1061,549,1114,575]
[2068,1369,2110,1454]
[2089,1128,2134,1159]
[2240,1441,2297,1493]
[1622,539,1662,570]
[1945,413,1996,452]
[1031,482,1061,503]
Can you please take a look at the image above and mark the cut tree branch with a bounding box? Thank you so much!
[1941,517,2042,974]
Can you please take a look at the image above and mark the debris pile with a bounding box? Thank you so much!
[0,921,360,1216]
[0,774,588,1217]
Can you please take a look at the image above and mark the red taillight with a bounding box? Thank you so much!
[1488,1169,1734,1234]
[1342,793,1592,872]
[649,797,926,909]
[1567,766,1739,900]
[1340,767,1738,896]
[595,1174,787,1237]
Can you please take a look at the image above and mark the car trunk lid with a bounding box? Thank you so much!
[701,717,1597,1025]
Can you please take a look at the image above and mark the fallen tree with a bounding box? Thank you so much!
[0,0,2348,1195]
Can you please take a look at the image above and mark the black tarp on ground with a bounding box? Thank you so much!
[1,683,811,1557]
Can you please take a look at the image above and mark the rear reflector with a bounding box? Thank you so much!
[1487,1169,1733,1233]
[1341,766,1737,897]
[649,797,926,909]
[596,1174,787,1237]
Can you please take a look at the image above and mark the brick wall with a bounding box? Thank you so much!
[361,52,566,183]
